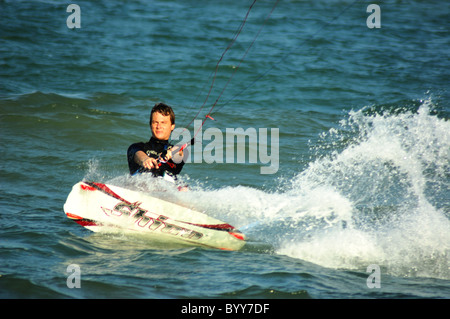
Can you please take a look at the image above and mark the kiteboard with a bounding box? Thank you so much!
[63,181,246,251]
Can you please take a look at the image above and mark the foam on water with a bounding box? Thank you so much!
[274,99,450,279]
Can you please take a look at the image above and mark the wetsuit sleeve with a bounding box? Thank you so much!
[127,142,145,174]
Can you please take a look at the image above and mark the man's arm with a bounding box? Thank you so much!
[134,150,159,170]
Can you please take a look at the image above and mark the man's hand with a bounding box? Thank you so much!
[163,149,173,162]
[142,157,159,170]
[166,147,184,164]
[162,148,183,162]
[134,151,159,170]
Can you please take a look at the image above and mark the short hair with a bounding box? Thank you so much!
[150,103,175,125]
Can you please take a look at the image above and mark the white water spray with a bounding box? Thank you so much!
[275,99,450,279]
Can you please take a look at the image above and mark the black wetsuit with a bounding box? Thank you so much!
[127,137,185,178]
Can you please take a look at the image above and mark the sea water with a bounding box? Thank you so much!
[0,0,449,300]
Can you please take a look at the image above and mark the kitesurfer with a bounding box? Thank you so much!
[127,103,185,179]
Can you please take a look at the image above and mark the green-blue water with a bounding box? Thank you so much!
[1,0,449,300]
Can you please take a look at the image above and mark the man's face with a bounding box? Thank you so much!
[151,111,175,140]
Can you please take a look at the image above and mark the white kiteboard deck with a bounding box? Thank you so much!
[63,181,246,251]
